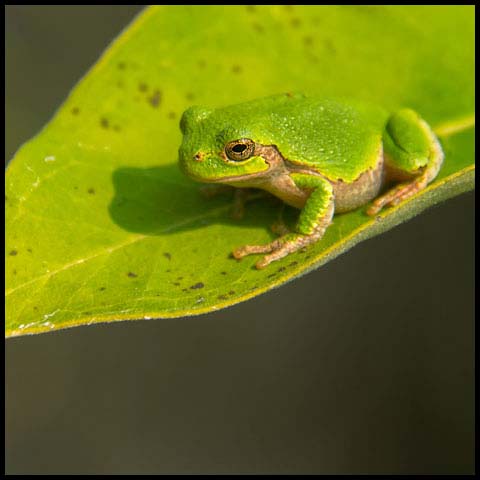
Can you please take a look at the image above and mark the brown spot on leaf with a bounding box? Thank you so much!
[232,64,242,74]
[148,89,161,108]
[27,248,32,253]
[291,17,301,28]
[71,107,80,115]
[303,35,314,46]
[173,282,180,286]
[117,61,126,70]
[288,261,298,267]
[217,294,228,300]
[220,271,227,275]
[198,59,206,68]
[186,92,195,101]
[163,252,172,260]
[228,290,235,295]
[277,267,286,272]
[138,82,148,92]
[252,22,264,33]
[127,272,138,278]
[100,117,109,129]
[113,125,121,132]
[88,188,95,194]
[190,282,204,290]
[324,39,336,54]
[99,287,106,291]
[9,250,17,256]
[167,111,176,119]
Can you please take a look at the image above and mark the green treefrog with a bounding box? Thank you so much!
[178,93,443,269]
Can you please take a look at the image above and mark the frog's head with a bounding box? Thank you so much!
[178,104,269,184]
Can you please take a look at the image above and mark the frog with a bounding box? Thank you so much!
[178,93,444,269]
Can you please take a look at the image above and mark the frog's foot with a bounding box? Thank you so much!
[234,174,335,269]
[366,177,427,216]
[233,232,320,269]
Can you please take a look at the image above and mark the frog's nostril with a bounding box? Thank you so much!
[194,153,204,162]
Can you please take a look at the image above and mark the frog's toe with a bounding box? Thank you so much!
[256,251,288,269]
[366,203,382,216]
[255,257,272,269]
[367,178,427,215]
[232,241,280,260]
[255,236,308,269]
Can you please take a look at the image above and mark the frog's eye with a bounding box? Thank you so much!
[225,138,256,161]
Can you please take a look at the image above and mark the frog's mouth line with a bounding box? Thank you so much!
[207,169,268,185]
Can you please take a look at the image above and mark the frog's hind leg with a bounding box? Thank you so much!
[367,109,444,216]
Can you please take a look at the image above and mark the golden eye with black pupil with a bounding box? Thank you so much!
[225,138,255,161]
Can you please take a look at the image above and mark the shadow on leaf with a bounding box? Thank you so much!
[109,165,288,236]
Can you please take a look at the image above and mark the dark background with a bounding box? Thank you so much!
[5,6,474,474]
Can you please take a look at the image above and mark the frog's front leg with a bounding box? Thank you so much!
[367,109,444,216]
[233,174,334,269]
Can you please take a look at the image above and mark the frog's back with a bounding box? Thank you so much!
[220,94,388,182]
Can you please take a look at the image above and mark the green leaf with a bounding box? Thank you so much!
[5,5,474,337]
